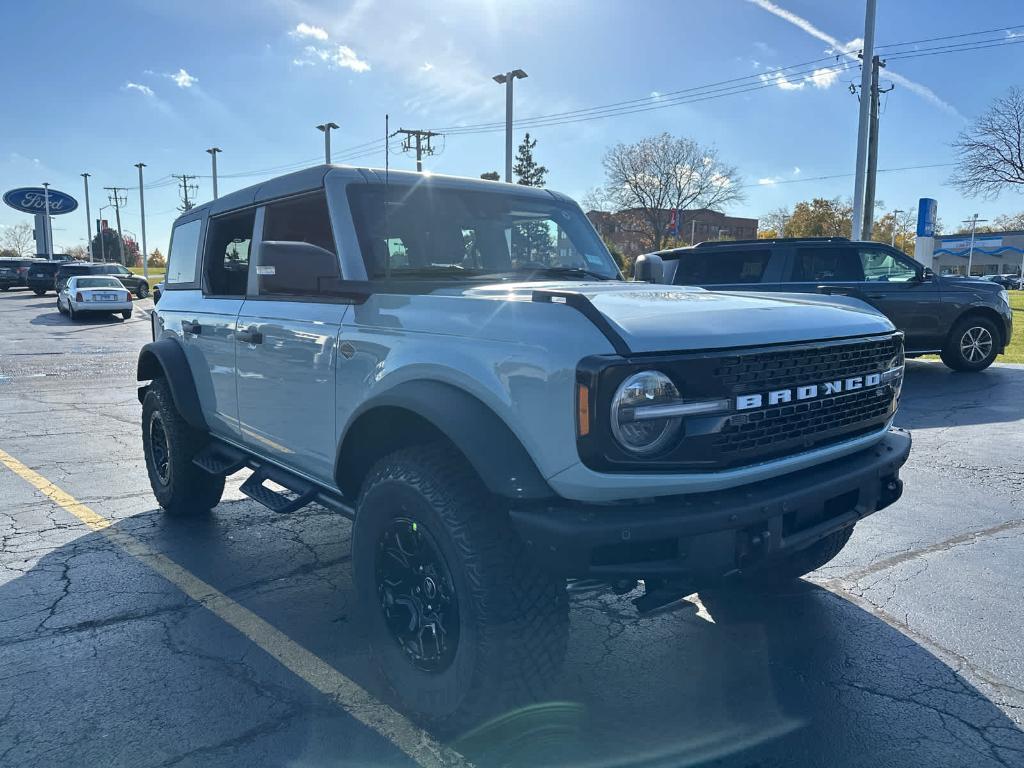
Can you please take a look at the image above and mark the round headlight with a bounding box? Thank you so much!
[611,371,683,455]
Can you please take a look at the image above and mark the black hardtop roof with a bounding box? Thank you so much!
[650,236,903,259]
[173,163,567,226]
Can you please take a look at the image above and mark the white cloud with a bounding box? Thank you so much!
[1006,29,1023,39]
[746,0,962,116]
[168,68,198,88]
[793,166,801,175]
[296,44,370,73]
[808,66,840,89]
[124,82,154,97]
[291,22,329,41]
[758,176,783,186]
[419,62,434,72]
[650,90,663,101]
[759,70,805,91]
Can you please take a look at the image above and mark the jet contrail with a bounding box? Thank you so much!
[747,0,964,118]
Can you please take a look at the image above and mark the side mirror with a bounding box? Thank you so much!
[633,253,664,284]
[922,267,935,280]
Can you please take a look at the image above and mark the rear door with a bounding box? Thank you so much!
[234,191,346,483]
[174,210,254,439]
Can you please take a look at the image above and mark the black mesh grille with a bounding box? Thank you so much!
[712,336,901,394]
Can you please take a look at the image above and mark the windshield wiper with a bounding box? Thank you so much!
[509,266,616,281]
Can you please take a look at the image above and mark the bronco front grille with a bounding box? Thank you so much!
[577,333,903,473]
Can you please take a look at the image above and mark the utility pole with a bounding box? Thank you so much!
[394,128,441,172]
[316,122,339,164]
[690,218,698,245]
[493,69,528,182]
[861,55,893,241]
[962,214,988,277]
[171,174,198,212]
[81,173,93,261]
[891,209,905,247]
[206,148,221,199]
[135,163,149,281]
[851,0,877,241]
[104,187,128,264]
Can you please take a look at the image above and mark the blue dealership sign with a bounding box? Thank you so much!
[3,187,78,215]
[916,198,937,237]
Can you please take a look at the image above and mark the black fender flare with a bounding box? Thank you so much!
[337,380,553,501]
[136,338,207,430]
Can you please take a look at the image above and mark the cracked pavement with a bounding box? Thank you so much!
[1,287,1022,767]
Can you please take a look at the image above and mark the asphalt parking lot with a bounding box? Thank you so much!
[1,285,1022,768]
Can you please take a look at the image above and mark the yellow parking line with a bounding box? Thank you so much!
[0,447,466,768]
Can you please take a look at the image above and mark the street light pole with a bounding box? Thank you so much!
[98,205,111,263]
[135,163,149,281]
[206,148,221,199]
[493,69,527,182]
[891,209,905,247]
[81,173,93,261]
[316,123,339,164]
[962,214,988,277]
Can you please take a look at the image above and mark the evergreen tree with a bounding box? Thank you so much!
[510,133,555,263]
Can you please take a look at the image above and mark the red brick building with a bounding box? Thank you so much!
[587,208,759,259]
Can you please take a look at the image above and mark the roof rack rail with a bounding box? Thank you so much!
[692,236,849,248]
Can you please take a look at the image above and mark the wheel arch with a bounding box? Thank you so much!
[136,338,207,430]
[951,306,1007,351]
[336,380,553,502]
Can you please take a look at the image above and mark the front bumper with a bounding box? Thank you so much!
[510,427,911,582]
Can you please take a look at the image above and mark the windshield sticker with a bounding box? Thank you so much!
[256,265,276,276]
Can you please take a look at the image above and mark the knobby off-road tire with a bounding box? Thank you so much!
[352,444,569,737]
[141,377,224,515]
[940,316,999,372]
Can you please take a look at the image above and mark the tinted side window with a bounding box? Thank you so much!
[257,193,341,297]
[859,248,918,282]
[204,211,255,296]
[792,247,863,282]
[673,249,771,285]
[166,219,203,284]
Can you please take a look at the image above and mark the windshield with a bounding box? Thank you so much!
[75,277,122,288]
[347,183,621,281]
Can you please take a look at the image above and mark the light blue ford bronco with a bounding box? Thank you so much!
[137,165,911,732]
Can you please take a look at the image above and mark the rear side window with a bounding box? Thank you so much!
[792,247,863,282]
[166,219,203,285]
[256,192,341,297]
[204,210,255,296]
[673,249,771,285]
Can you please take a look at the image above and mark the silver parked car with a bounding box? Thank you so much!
[137,165,911,733]
[57,275,133,321]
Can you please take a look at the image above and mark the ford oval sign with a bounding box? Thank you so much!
[3,187,79,215]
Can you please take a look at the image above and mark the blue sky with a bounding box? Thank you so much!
[2,0,1023,256]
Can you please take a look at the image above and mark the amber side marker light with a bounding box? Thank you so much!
[577,383,590,437]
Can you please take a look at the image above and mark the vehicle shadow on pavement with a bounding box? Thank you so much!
[2,499,1021,767]
[29,310,126,327]
[896,361,1024,430]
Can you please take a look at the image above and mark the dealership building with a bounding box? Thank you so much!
[932,230,1024,276]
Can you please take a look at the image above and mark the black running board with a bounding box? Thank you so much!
[192,441,354,517]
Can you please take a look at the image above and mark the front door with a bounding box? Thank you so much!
[233,191,346,484]
[852,245,943,350]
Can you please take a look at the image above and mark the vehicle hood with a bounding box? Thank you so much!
[937,275,1004,294]
[463,281,895,353]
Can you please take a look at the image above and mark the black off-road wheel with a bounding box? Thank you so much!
[352,444,569,737]
[141,377,224,515]
[940,316,999,372]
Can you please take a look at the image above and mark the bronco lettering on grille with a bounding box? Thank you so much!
[736,372,883,411]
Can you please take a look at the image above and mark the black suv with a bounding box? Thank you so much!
[642,237,1013,372]
[26,259,73,295]
[0,258,37,290]
[54,262,150,298]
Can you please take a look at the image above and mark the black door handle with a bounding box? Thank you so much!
[181,320,202,336]
[236,326,263,345]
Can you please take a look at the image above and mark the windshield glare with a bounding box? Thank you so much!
[348,184,621,281]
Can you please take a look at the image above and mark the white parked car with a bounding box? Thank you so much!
[57,276,134,321]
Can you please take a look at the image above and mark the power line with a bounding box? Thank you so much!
[171,174,198,212]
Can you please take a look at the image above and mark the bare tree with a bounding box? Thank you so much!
[1,222,35,256]
[951,87,1024,198]
[759,206,792,237]
[597,133,744,251]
